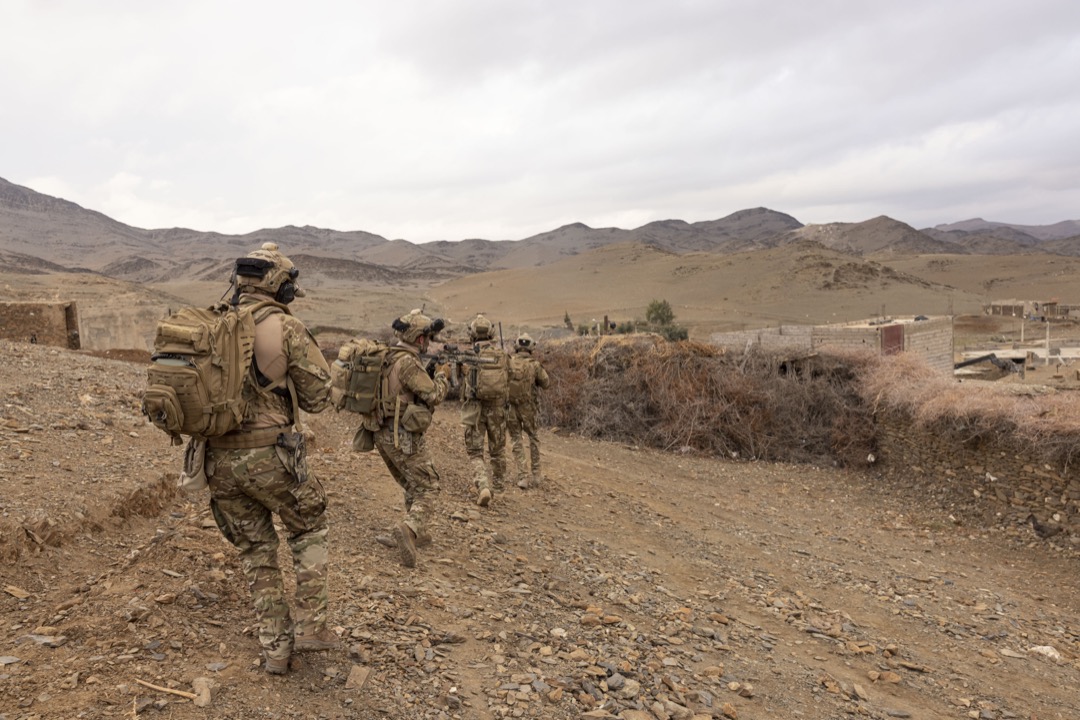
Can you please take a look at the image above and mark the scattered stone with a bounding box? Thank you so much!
[3,585,31,599]
[191,677,212,708]
[15,634,67,648]
[346,664,371,690]
[1028,645,1062,662]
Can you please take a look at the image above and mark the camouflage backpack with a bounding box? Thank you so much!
[507,354,534,403]
[143,301,265,444]
[471,344,509,401]
[329,338,392,419]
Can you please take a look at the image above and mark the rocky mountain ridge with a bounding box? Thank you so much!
[2,176,1079,287]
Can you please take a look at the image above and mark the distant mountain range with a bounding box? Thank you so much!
[1,176,1077,285]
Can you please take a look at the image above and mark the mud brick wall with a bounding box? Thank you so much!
[811,325,879,351]
[0,301,80,349]
[876,412,1080,533]
[709,325,813,351]
[899,317,954,375]
[713,319,954,375]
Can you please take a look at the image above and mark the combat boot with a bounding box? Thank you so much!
[294,628,339,652]
[377,527,431,548]
[265,654,290,675]
[394,522,418,568]
[517,474,530,489]
[477,487,492,507]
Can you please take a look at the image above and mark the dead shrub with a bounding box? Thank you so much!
[539,336,877,466]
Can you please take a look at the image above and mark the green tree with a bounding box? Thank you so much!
[658,324,689,341]
[645,299,675,326]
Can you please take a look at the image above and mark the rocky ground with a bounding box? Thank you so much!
[1,338,1079,719]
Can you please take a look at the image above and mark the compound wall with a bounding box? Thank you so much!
[711,317,954,375]
[0,301,80,348]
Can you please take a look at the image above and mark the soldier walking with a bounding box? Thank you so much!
[205,243,337,675]
[506,333,550,488]
[372,310,450,567]
[460,314,510,507]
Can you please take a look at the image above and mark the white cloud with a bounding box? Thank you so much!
[2,0,1080,241]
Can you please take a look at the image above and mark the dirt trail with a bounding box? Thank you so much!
[1,340,1079,719]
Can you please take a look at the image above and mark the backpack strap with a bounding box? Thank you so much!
[381,347,413,446]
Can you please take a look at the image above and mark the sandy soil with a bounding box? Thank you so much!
[1,339,1078,720]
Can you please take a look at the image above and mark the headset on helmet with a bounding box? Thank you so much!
[232,242,304,305]
[392,310,445,344]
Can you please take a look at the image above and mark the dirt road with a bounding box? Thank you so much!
[1,340,1078,719]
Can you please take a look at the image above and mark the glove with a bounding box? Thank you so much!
[425,358,438,378]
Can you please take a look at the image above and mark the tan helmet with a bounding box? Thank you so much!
[233,242,305,303]
[392,309,444,344]
[469,314,493,341]
[516,333,535,352]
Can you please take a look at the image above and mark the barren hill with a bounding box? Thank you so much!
[783,216,957,257]
[883,253,1080,302]
[934,217,1080,241]
[430,240,983,337]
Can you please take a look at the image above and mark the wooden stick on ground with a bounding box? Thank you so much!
[135,678,198,700]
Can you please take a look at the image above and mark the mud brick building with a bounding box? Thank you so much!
[0,301,81,349]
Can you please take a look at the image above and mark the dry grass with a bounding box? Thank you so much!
[858,351,1080,471]
[539,335,1080,471]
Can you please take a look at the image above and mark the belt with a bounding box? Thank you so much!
[208,426,290,449]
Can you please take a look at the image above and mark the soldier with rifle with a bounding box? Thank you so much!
[454,315,511,506]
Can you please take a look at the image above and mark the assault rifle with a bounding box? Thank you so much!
[422,343,498,388]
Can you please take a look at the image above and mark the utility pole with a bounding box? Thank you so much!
[1045,320,1051,366]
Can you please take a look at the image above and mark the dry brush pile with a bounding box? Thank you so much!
[537,335,878,468]
[537,335,1080,474]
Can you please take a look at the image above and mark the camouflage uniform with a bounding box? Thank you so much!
[374,339,449,556]
[507,336,550,488]
[206,248,333,671]
[461,316,509,505]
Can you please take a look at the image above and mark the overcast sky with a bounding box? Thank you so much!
[2,1,1079,243]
